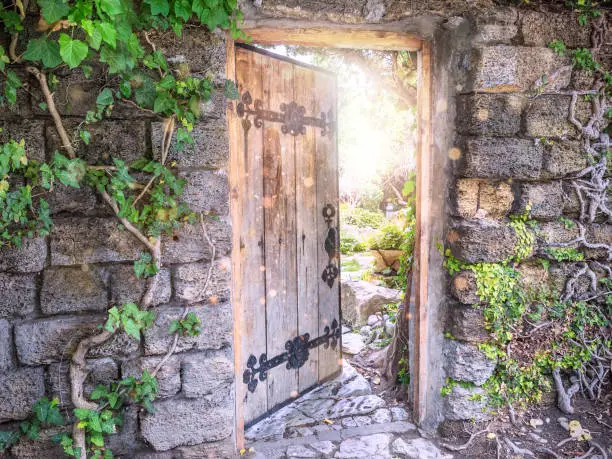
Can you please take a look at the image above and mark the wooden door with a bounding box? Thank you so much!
[229,44,340,426]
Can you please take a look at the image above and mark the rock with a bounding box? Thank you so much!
[0,272,37,318]
[0,237,47,273]
[371,409,392,424]
[517,182,564,220]
[179,170,229,215]
[342,333,365,355]
[335,433,392,458]
[311,441,336,456]
[140,396,232,451]
[122,355,181,398]
[390,407,409,422]
[384,319,396,337]
[341,281,401,327]
[367,315,382,327]
[449,220,521,263]
[391,437,448,459]
[364,346,388,369]
[41,267,109,315]
[162,218,232,264]
[0,367,45,421]
[525,95,591,139]
[444,385,491,421]
[109,265,171,307]
[360,325,373,337]
[447,304,489,343]
[174,258,231,304]
[520,10,591,48]
[456,94,523,136]
[286,445,319,458]
[0,320,12,370]
[325,395,386,419]
[181,351,233,398]
[451,271,480,304]
[444,340,497,386]
[452,179,514,220]
[541,141,588,179]
[177,437,236,459]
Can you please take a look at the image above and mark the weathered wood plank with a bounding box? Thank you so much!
[233,47,268,425]
[314,70,341,382]
[262,55,299,409]
[293,65,319,392]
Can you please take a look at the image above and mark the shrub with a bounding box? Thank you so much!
[340,234,367,255]
[368,224,404,250]
[341,206,386,229]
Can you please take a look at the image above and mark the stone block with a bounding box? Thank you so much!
[451,270,478,304]
[0,273,37,318]
[340,280,402,327]
[0,120,46,162]
[9,426,69,458]
[472,24,518,45]
[449,220,520,263]
[152,118,228,169]
[140,396,233,451]
[541,141,588,179]
[548,262,596,297]
[524,95,591,139]
[456,94,523,136]
[46,184,104,216]
[517,181,564,220]
[520,10,591,48]
[260,0,367,24]
[109,265,171,307]
[444,385,490,421]
[162,218,232,264]
[584,224,611,260]
[174,258,231,304]
[36,68,101,117]
[47,358,119,407]
[143,303,232,356]
[444,340,496,386]
[14,315,137,365]
[0,237,47,273]
[570,69,596,91]
[453,179,513,219]
[517,262,549,290]
[51,218,142,266]
[0,320,13,370]
[471,46,570,92]
[41,266,109,315]
[177,437,237,459]
[181,351,233,398]
[179,170,230,215]
[46,120,147,164]
[122,355,180,398]
[536,221,581,255]
[447,304,489,343]
[459,137,543,180]
[0,367,45,421]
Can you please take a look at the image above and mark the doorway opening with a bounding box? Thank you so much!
[227,29,433,452]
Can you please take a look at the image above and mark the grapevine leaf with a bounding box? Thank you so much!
[22,37,62,68]
[37,0,70,23]
[59,34,89,69]
[145,0,170,15]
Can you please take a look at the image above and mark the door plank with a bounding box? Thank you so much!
[293,65,319,392]
[233,47,268,424]
[314,71,341,381]
[262,55,299,409]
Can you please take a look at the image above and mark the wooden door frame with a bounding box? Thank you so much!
[226,28,433,449]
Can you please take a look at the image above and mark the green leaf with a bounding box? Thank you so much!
[96,88,114,107]
[224,79,240,100]
[145,0,170,15]
[89,385,108,400]
[98,22,118,48]
[23,37,62,68]
[174,0,192,20]
[37,0,70,23]
[119,80,132,98]
[79,130,91,145]
[73,408,91,421]
[99,0,123,16]
[59,34,89,69]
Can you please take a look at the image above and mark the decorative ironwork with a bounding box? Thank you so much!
[243,319,341,393]
[321,204,339,288]
[236,90,333,136]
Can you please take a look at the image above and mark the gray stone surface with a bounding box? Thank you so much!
[174,258,231,304]
[444,385,490,421]
[14,315,137,365]
[9,425,68,458]
[0,69,31,118]
[311,441,337,456]
[0,367,45,421]
[0,237,47,273]
[109,264,171,307]
[444,340,496,386]
[47,358,119,407]
[0,320,12,370]
[177,437,237,459]
[51,218,142,266]
[46,184,103,216]
[525,95,590,139]
[452,179,514,220]
[391,437,448,459]
[122,355,181,398]
[287,444,319,458]
[41,266,109,315]
[537,221,581,255]
[152,119,229,169]
[449,220,521,263]
[341,281,401,327]
[180,170,230,215]
[342,333,366,355]
[520,10,591,48]
[371,409,392,424]
[0,272,37,318]
[335,433,392,458]
[162,218,232,264]
[541,141,588,179]
[140,396,233,451]
[447,304,489,343]
[456,94,523,136]
[390,407,409,422]
[450,270,480,304]
[470,46,570,92]
[181,351,233,398]
[143,303,232,355]
[517,182,564,220]
[460,137,543,180]
[0,120,46,162]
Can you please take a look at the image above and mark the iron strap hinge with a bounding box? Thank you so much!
[243,319,341,393]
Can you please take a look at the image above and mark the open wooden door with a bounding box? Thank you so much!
[229,44,341,427]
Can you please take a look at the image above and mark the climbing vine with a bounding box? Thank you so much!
[0,0,243,457]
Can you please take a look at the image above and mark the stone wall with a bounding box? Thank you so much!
[0,28,236,458]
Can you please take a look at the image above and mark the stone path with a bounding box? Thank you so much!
[245,362,451,458]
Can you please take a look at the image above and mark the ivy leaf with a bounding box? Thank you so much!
[98,22,118,48]
[99,0,123,16]
[79,130,91,145]
[224,79,240,100]
[37,0,70,23]
[59,34,89,69]
[73,408,91,421]
[96,88,114,107]
[89,385,108,400]
[23,37,62,68]
[119,80,132,98]
[174,0,192,20]
[145,0,170,15]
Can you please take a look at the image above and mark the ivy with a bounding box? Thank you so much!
[545,246,585,262]
[168,311,202,337]
[104,303,155,340]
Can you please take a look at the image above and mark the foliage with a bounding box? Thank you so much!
[508,204,535,261]
[340,234,367,255]
[341,206,386,229]
[545,247,585,262]
[104,302,155,340]
[168,311,202,337]
[368,223,405,251]
[134,251,160,279]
